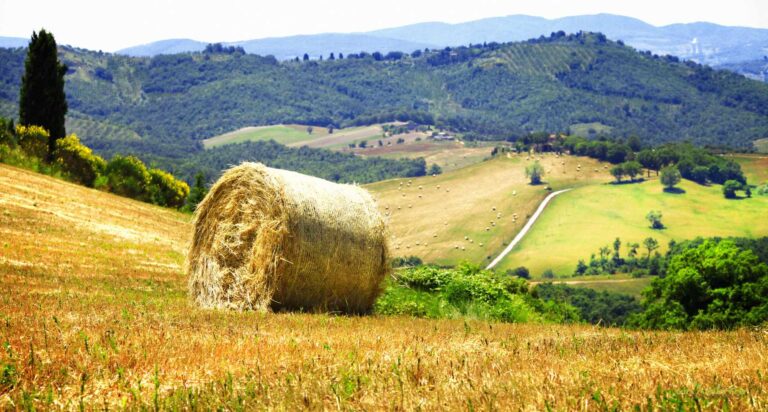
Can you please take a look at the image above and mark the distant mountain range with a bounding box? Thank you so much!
[0,36,28,49]
[115,14,768,67]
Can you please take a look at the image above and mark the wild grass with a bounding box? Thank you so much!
[0,164,767,409]
[497,177,768,276]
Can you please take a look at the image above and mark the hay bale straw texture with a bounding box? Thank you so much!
[187,162,389,313]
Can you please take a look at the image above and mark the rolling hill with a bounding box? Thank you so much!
[366,152,768,277]
[3,31,768,178]
[367,153,610,268]
[1,162,766,410]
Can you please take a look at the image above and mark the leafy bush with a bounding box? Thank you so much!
[0,118,15,147]
[182,172,207,212]
[722,180,742,198]
[15,125,48,159]
[506,266,530,279]
[105,155,151,200]
[54,133,106,187]
[148,169,190,208]
[390,255,423,268]
[535,283,642,326]
[375,264,579,323]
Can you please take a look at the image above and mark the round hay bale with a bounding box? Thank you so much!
[187,162,389,314]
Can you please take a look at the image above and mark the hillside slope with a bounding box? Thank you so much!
[1,164,767,409]
[3,31,768,171]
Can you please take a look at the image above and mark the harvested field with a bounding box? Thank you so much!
[0,164,767,410]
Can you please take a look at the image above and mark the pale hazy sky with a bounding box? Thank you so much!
[1,0,767,51]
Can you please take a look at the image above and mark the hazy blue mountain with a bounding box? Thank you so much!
[369,14,768,66]
[0,36,28,49]
[114,14,768,67]
[233,33,433,60]
[118,38,208,56]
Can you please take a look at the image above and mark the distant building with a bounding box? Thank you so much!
[433,132,455,141]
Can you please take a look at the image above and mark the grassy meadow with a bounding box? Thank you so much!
[367,153,612,267]
[731,154,768,184]
[202,124,326,148]
[372,142,494,172]
[1,164,767,409]
[496,176,768,276]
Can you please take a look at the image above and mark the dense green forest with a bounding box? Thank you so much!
[2,32,768,180]
[170,140,428,184]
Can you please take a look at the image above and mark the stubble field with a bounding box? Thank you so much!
[0,164,766,410]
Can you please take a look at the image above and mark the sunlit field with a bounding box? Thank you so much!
[2,163,766,409]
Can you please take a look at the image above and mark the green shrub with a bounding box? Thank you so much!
[629,239,768,330]
[15,125,48,159]
[0,118,15,147]
[391,255,423,268]
[105,155,151,200]
[54,133,106,187]
[722,179,742,198]
[148,168,190,208]
[375,264,576,324]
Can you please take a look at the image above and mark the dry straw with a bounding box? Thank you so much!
[187,162,389,313]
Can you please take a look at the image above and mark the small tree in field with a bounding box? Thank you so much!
[610,164,624,182]
[643,237,659,259]
[646,210,664,229]
[525,161,544,185]
[660,165,681,191]
[623,161,642,181]
[723,180,741,199]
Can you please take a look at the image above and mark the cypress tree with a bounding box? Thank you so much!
[19,29,68,162]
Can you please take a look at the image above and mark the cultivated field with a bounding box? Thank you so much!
[753,138,768,154]
[731,154,768,184]
[364,141,493,172]
[290,124,388,149]
[367,153,611,267]
[202,124,328,149]
[495,176,768,276]
[1,164,767,409]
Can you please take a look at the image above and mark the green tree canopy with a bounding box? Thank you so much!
[630,240,768,330]
[525,161,544,185]
[660,164,681,190]
[19,29,68,161]
[723,180,742,199]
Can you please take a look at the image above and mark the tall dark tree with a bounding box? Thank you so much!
[19,29,68,161]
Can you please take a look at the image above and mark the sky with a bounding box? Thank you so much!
[1,0,767,52]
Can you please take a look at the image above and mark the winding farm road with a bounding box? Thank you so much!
[485,188,573,270]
